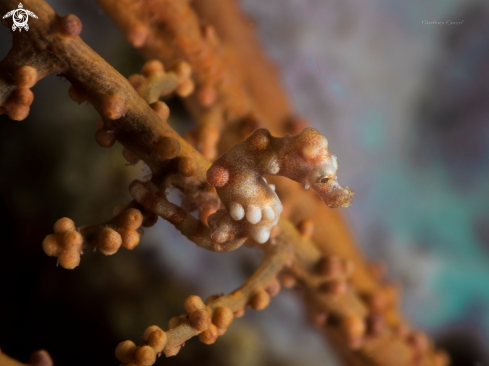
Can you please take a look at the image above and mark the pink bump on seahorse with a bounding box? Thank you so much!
[206,127,355,244]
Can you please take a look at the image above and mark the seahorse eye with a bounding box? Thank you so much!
[320,177,329,184]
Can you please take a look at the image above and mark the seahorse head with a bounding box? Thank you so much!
[284,127,354,208]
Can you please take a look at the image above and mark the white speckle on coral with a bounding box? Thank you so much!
[211,230,225,243]
[268,157,280,174]
[302,145,320,160]
[246,205,262,224]
[251,227,270,244]
[331,154,338,169]
[230,202,245,220]
[324,165,336,176]
[216,220,226,229]
[262,206,275,221]
[272,200,283,215]
[321,135,329,148]
[305,182,310,189]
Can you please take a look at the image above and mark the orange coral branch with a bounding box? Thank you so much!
[190,0,293,132]
[0,352,26,366]
[42,203,157,269]
[128,59,195,104]
[129,179,245,252]
[0,350,52,366]
[93,1,450,365]
[0,0,449,365]
[93,0,380,298]
[115,242,290,362]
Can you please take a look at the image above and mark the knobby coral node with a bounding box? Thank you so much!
[43,207,146,269]
[58,14,82,36]
[42,217,83,269]
[0,65,38,121]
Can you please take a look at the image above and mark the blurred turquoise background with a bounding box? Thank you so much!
[240,0,489,353]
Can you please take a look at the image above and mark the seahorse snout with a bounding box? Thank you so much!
[312,179,355,208]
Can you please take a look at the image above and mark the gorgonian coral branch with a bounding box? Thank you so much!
[127,59,195,104]
[0,349,52,366]
[114,241,291,363]
[0,0,449,365]
[93,0,391,315]
[96,0,266,163]
[0,0,211,203]
[129,180,244,252]
[42,203,157,269]
[125,60,354,251]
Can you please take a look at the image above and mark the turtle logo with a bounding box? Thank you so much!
[3,3,38,32]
